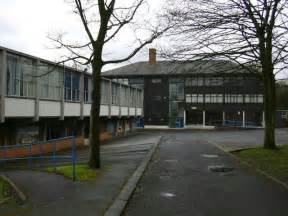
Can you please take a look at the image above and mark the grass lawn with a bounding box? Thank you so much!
[0,178,12,203]
[45,164,100,181]
[234,145,288,184]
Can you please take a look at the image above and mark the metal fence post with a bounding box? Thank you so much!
[2,145,7,168]
[72,136,77,181]
[28,143,32,168]
[40,141,43,169]
[53,140,57,170]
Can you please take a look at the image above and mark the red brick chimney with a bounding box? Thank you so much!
[149,48,157,64]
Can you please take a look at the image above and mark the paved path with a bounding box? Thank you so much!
[1,133,161,216]
[124,131,288,216]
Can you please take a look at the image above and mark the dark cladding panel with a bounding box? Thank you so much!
[144,77,169,125]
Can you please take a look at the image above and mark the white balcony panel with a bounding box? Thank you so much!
[121,107,128,116]
[5,98,35,117]
[129,108,136,116]
[83,104,91,116]
[111,106,119,116]
[39,101,61,117]
[136,108,142,116]
[100,105,109,116]
[64,102,81,116]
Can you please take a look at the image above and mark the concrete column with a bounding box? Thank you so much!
[77,120,85,137]
[60,121,66,137]
[242,111,246,127]
[141,90,144,117]
[39,122,48,141]
[119,83,122,118]
[183,110,186,128]
[60,65,65,120]
[222,111,226,126]
[0,49,7,123]
[202,110,206,127]
[109,80,112,118]
[34,60,40,121]
[128,86,131,118]
[262,111,265,128]
[79,71,84,120]
[134,89,137,117]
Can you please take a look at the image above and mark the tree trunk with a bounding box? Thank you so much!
[263,73,277,149]
[89,59,102,168]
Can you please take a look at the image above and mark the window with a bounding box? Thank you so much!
[151,78,162,84]
[112,83,119,105]
[245,94,264,103]
[169,83,184,101]
[152,96,161,101]
[72,73,80,101]
[130,89,136,107]
[191,94,198,103]
[281,112,288,120]
[64,71,80,101]
[186,94,191,103]
[136,90,142,107]
[258,94,264,103]
[39,63,63,100]
[7,54,35,97]
[64,71,72,100]
[185,77,204,86]
[101,80,109,104]
[205,94,223,103]
[186,94,204,103]
[198,94,204,103]
[225,94,243,103]
[205,77,223,86]
[84,76,89,102]
[129,78,144,84]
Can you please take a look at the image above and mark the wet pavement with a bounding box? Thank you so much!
[1,129,288,216]
[0,133,161,216]
[123,131,288,216]
[202,128,288,151]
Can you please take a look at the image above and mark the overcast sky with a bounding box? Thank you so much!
[0,0,165,71]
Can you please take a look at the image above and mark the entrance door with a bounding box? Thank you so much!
[186,110,203,125]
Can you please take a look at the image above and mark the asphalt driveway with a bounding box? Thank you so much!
[124,130,288,216]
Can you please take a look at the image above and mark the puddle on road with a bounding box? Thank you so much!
[159,175,171,180]
[165,141,184,145]
[164,159,178,163]
[208,165,234,173]
[201,154,219,158]
[160,192,176,198]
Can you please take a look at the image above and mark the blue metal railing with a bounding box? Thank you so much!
[223,120,259,127]
[175,117,184,128]
[136,117,144,128]
[0,136,77,181]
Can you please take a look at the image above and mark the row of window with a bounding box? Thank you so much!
[281,112,288,120]
[185,77,248,87]
[5,53,142,107]
[186,94,264,103]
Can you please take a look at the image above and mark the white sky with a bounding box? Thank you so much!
[0,0,165,71]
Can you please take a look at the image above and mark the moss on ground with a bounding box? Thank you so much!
[0,179,6,200]
[234,145,288,184]
[45,164,100,181]
[0,177,14,204]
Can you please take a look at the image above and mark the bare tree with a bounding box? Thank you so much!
[51,0,167,168]
[163,0,288,149]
